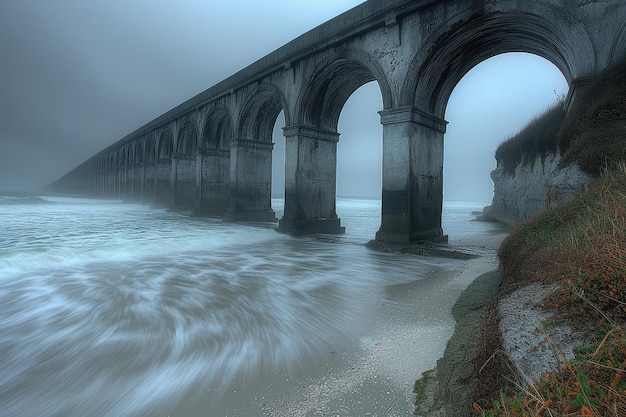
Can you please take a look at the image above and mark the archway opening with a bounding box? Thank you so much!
[271,110,286,216]
[442,52,568,232]
[199,107,232,216]
[230,87,283,222]
[336,80,383,239]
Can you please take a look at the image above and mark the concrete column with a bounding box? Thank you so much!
[278,126,344,234]
[154,158,172,208]
[140,162,146,203]
[117,167,122,198]
[225,138,277,222]
[171,156,178,209]
[130,165,135,199]
[375,106,448,243]
[195,152,203,213]
[196,148,230,217]
[172,153,196,210]
[97,161,103,195]
[125,164,131,200]
[153,161,159,204]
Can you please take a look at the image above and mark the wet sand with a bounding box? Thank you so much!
[171,231,507,417]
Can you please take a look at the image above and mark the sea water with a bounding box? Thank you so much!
[0,195,500,416]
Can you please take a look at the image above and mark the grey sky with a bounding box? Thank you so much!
[0,1,567,203]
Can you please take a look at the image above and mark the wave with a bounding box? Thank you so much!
[0,194,51,205]
[0,193,125,206]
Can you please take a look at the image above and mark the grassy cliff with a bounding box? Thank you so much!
[495,57,626,176]
[472,58,626,416]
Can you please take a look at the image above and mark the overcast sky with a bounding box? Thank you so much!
[0,1,567,204]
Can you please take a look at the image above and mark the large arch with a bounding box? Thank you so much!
[296,50,392,131]
[198,104,233,216]
[158,129,173,159]
[238,83,288,141]
[155,129,173,207]
[145,137,155,162]
[176,119,198,154]
[375,7,596,243]
[444,52,568,203]
[173,118,199,210]
[405,8,595,117]
[202,104,233,150]
[226,84,287,222]
[279,52,390,234]
[50,1,626,242]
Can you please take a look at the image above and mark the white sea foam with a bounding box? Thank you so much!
[0,195,498,417]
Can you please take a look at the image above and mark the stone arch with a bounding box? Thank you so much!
[296,49,392,131]
[134,141,142,164]
[177,118,198,154]
[122,146,130,168]
[142,136,157,201]
[202,104,233,150]
[107,152,114,173]
[144,136,156,162]
[158,130,173,159]
[155,129,174,207]
[404,8,596,118]
[610,19,626,66]
[238,83,288,142]
[106,152,115,194]
[114,149,121,170]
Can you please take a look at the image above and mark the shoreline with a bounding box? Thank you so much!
[414,269,502,416]
[170,232,507,416]
[268,234,507,417]
[414,233,590,416]
[413,231,508,417]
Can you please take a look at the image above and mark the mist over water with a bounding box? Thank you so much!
[0,195,497,416]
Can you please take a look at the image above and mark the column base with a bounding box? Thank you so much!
[224,209,277,223]
[278,217,345,235]
[375,227,447,243]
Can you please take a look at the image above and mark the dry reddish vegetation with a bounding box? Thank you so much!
[471,58,626,416]
[476,169,626,417]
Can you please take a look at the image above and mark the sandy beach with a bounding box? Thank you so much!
[171,230,508,417]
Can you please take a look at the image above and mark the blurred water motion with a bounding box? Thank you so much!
[0,196,494,416]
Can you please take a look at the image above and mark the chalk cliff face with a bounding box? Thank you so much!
[482,152,593,227]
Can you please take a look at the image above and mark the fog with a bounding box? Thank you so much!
[0,1,567,204]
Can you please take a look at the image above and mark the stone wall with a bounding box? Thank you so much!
[482,152,593,227]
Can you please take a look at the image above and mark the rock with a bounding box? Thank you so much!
[498,282,590,385]
[483,152,592,227]
[414,270,501,417]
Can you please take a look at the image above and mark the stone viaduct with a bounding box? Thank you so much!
[50,0,626,242]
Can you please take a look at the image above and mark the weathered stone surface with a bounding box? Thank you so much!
[482,152,593,227]
[50,0,626,240]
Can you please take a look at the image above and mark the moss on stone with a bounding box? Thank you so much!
[413,270,501,417]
